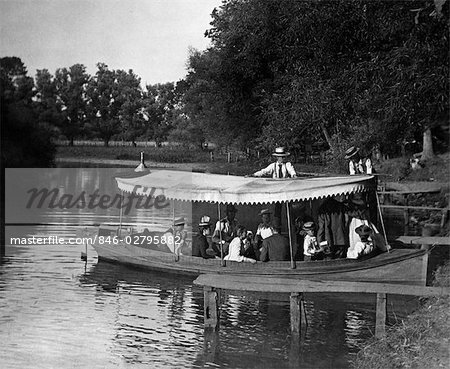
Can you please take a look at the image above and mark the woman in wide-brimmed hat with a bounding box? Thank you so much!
[192,216,216,259]
[344,146,373,175]
[347,224,375,259]
[252,147,297,178]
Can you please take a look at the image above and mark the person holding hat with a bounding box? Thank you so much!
[252,147,297,178]
[344,146,373,175]
[192,216,216,259]
[259,218,290,262]
[302,221,324,261]
[163,217,188,256]
[212,204,239,256]
[254,208,276,248]
[347,224,375,259]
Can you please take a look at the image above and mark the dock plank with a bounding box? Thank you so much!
[194,274,450,296]
[396,236,450,245]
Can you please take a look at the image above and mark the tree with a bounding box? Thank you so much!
[34,69,63,130]
[143,82,177,146]
[1,57,56,167]
[85,63,122,147]
[115,69,145,146]
[54,64,90,145]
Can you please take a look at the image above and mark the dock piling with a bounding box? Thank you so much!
[375,293,387,338]
[204,286,220,331]
[290,292,307,334]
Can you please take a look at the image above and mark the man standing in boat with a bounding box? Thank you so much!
[212,204,239,256]
[251,147,297,178]
[344,146,373,175]
[251,147,297,225]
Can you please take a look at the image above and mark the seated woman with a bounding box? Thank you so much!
[347,225,375,259]
[224,226,257,263]
[192,216,216,259]
[348,198,389,254]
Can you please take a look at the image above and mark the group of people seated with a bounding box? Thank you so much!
[192,205,290,263]
[191,195,389,263]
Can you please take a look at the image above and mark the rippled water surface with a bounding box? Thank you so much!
[1,168,419,368]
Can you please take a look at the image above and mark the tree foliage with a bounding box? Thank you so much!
[54,64,90,146]
[1,57,56,167]
[182,0,449,158]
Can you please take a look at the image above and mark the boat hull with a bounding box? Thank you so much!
[92,242,428,286]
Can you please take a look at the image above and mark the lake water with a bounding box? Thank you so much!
[1,168,421,369]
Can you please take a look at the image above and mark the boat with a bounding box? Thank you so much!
[90,169,428,286]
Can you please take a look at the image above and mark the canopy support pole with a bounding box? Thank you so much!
[172,200,179,260]
[375,191,390,252]
[286,201,296,269]
[118,190,124,236]
[218,203,225,267]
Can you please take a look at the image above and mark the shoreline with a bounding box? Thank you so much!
[56,157,213,171]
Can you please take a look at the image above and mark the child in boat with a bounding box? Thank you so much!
[224,226,257,263]
[303,222,324,261]
[347,225,375,259]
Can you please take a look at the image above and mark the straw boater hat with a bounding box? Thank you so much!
[272,147,290,157]
[344,146,360,159]
[173,217,185,226]
[302,221,315,231]
[259,208,272,216]
[355,224,373,238]
[199,215,211,227]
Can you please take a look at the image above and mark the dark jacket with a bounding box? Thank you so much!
[260,233,290,262]
[317,199,348,247]
[192,234,215,259]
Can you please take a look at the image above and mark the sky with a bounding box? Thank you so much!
[0,0,222,85]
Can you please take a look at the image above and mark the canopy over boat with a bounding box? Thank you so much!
[115,170,375,205]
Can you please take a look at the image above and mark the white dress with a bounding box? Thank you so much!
[224,237,255,263]
[348,218,386,254]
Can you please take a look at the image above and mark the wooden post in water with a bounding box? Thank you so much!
[204,286,220,331]
[403,194,409,235]
[375,293,387,339]
[290,292,307,334]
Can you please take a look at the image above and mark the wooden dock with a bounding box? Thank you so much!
[194,274,450,339]
[396,236,450,246]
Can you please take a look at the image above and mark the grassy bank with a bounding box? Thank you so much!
[352,262,450,369]
[56,145,329,176]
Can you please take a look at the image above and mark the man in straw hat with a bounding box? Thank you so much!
[212,204,239,256]
[192,216,216,259]
[163,217,188,256]
[252,147,297,178]
[344,146,373,175]
[254,208,276,248]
